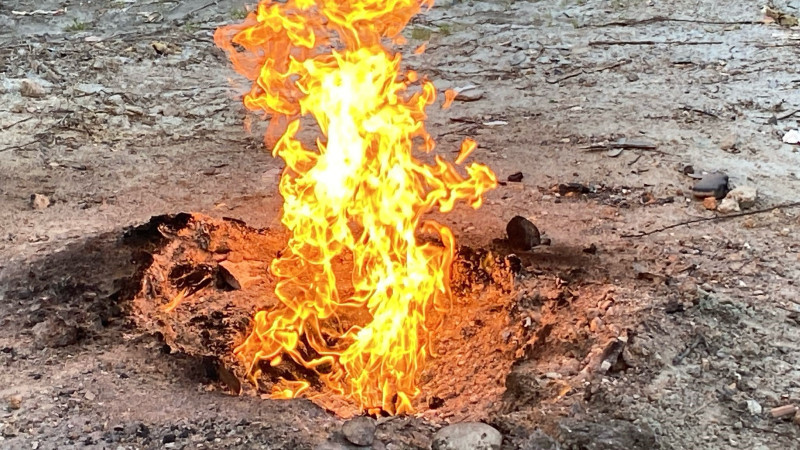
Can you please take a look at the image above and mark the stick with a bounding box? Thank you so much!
[0,116,33,130]
[586,16,759,28]
[590,40,723,46]
[622,201,800,238]
[546,60,628,84]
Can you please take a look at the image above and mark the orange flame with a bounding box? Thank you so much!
[214,0,497,414]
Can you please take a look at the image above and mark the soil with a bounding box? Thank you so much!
[2,0,800,449]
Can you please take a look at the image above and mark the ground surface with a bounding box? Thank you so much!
[2,0,800,449]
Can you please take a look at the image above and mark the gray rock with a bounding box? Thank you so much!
[341,416,375,447]
[522,430,560,450]
[432,422,502,450]
[558,419,655,450]
[20,79,46,98]
[455,88,484,102]
[692,172,729,199]
[506,216,540,250]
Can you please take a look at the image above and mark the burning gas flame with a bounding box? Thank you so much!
[215,0,497,414]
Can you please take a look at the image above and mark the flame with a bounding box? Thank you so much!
[214,0,497,414]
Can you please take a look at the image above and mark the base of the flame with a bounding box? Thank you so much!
[128,213,525,419]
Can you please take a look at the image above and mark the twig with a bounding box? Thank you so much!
[0,140,39,153]
[622,202,800,238]
[546,60,628,84]
[590,40,723,46]
[627,154,643,166]
[586,16,759,28]
[776,109,800,120]
[680,106,719,119]
[581,141,657,151]
[673,333,706,365]
[740,423,797,439]
[0,116,34,131]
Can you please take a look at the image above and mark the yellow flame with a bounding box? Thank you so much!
[215,0,497,414]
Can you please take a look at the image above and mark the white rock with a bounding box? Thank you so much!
[716,197,740,214]
[726,186,757,209]
[746,399,763,416]
[783,129,800,145]
[432,423,502,450]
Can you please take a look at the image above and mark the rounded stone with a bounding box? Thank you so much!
[341,416,376,447]
[432,422,502,450]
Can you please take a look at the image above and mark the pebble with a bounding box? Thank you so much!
[507,172,523,182]
[692,173,729,199]
[522,430,560,450]
[506,216,541,250]
[716,197,740,214]
[719,134,737,151]
[7,394,22,411]
[783,129,800,145]
[432,422,502,450]
[725,186,757,209]
[455,88,484,102]
[702,197,717,210]
[341,416,376,447]
[746,399,763,416]
[20,79,46,98]
[30,193,51,210]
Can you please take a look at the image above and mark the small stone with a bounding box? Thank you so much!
[746,399,763,416]
[7,394,22,411]
[725,186,757,209]
[522,430,561,450]
[506,216,540,250]
[163,433,176,444]
[783,129,800,145]
[455,88,484,102]
[720,134,737,151]
[507,172,523,182]
[341,416,376,447]
[692,172,729,199]
[794,410,800,426]
[702,197,717,210]
[20,79,46,98]
[589,317,603,332]
[30,193,51,210]
[626,73,639,82]
[717,197,740,214]
[432,422,502,450]
[84,391,96,401]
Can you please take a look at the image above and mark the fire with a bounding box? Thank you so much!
[214,0,497,414]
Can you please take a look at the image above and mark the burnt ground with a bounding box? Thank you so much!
[1,0,800,449]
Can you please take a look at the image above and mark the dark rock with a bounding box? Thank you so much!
[507,172,524,182]
[341,416,376,447]
[135,423,150,438]
[522,430,561,450]
[692,172,729,199]
[31,318,81,348]
[163,433,176,443]
[556,183,591,195]
[506,216,540,250]
[582,244,597,254]
[432,422,502,450]
[558,419,655,450]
